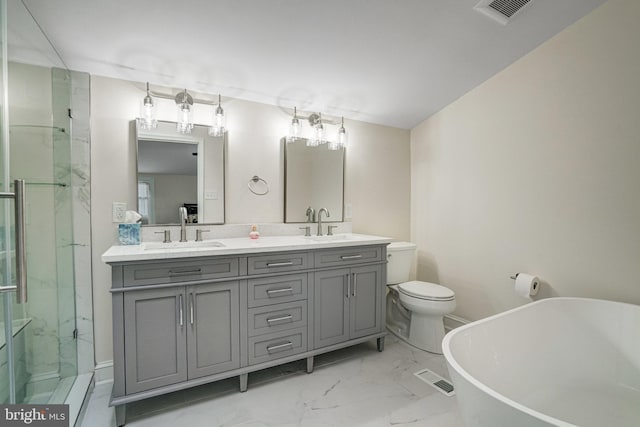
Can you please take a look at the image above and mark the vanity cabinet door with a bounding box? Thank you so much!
[124,288,187,394]
[314,265,384,349]
[313,268,350,348]
[187,282,240,379]
[349,265,383,340]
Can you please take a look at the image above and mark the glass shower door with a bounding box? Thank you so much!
[1,0,78,405]
[0,0,13,404]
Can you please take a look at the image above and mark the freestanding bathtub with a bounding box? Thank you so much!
[442,297,640,427]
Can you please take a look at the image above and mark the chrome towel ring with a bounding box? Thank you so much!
[248,175,269,196]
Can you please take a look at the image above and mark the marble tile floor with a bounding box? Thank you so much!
[81,336,463,427]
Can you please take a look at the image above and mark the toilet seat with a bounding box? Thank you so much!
[398,281,455,301]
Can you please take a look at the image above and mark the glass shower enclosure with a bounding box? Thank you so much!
[1,0,89,413]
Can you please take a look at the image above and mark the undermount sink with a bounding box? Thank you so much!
[303,234,356,242]
[142,240,226,250]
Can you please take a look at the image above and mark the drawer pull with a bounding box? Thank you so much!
[266,314,293,324]
[266,341,293,353]
[178,294,184,327]
[169,267,202,276]
[266,287,294,296]
[266,261,294,267]
[340,255,362,260]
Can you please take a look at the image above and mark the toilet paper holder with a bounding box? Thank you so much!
[509,273,520,280]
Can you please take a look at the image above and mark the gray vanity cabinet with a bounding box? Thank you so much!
[313,268,350,347]
[122,281,239,395]
[123,287,187,394]
[314,264,383,348]
[108,243,388,426]
[349,265,384,339]
[187,282,240,379]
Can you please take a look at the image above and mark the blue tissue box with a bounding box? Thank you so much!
[118,223,140,245]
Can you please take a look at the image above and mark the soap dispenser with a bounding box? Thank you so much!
[249,224,260,239]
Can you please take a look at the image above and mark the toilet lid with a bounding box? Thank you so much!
[398,281,455,301]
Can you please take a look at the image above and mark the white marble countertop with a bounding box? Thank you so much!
[102,233,392,263]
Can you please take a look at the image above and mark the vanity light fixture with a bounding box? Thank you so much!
[208,94,226,137]
[175,89,194,134]
[329,116,347,151]
[139,82,158,130]
[308,112,326,147]
[286,107,347,149]
[287,107,301,143]
[141,85,227,135]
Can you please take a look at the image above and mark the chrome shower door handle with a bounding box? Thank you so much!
[14,180,27,304]
[0,179,28,304]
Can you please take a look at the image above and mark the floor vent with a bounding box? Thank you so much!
[474,0,532,25]
[413,368,455,396]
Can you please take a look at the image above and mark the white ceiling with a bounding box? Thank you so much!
[17,0,606,129]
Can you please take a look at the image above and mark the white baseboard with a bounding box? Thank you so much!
[94,361,113,385]
[444,314,470,332]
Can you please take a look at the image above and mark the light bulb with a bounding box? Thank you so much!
[177,103,193,134]
[139,83,157,130]
[316,113,327,145]
[336,116,348,149]
[209,94,226,136]
[287,107,300,143]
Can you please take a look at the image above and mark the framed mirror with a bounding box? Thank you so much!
[284,139,344,223]
[135,120,225,225]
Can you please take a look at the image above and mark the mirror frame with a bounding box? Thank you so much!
[134,119,225,225]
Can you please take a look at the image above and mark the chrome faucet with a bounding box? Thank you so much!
[317,208,330,236]
[179,206,188,242]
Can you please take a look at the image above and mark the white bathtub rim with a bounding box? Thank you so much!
[441,297,638,427]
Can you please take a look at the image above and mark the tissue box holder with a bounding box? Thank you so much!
[118,223,140,245]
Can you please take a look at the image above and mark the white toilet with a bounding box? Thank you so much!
[386,242,456,354]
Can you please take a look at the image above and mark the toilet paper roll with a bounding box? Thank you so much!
[515,273,540,298]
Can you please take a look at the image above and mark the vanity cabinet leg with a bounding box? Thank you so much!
[115,404,126,427]
[377,337,385,352]
[306,356,314,374]
[239,373,248,392]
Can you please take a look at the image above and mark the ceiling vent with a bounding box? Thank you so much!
[474,0,532,25]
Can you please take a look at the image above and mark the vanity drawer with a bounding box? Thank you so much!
[314,246,383,268]
[248,328,307,365]
[247,273,308,307]
[248,301,307,337]
[247,252,311,275]
[123,257,240,287]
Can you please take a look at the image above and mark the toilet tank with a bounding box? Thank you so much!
[386,241,417,284]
